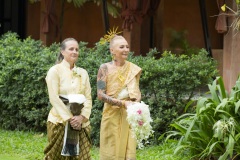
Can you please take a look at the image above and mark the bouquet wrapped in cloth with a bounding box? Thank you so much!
[126,101,154,149]
[59,94,86,156]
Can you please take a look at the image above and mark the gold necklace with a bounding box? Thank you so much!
[117,61,130,83]
[114,61,130,98]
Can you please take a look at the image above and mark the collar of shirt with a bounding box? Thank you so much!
[61,59,76,70]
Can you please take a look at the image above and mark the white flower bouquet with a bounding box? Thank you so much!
[126,101,154,149]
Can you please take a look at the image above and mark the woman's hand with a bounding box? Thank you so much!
[70,115,86,130]
[123,100,135,109]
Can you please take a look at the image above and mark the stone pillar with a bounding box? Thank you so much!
[223,1,240,92]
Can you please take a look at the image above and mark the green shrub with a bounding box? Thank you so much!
[0,32,58,131]
[0,32,218,146]
[166,76,240,159]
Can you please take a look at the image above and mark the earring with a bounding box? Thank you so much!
[111,54,115,61]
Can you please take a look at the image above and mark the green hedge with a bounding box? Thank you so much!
[0,32,58,131]
[0,32,218,146]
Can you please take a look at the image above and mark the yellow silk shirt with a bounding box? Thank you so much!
[45,60,92,128]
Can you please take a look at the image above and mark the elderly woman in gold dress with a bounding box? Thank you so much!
[44,38,92,160]
[97,35,142,160]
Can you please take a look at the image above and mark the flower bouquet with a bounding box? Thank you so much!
[126,101,154,149]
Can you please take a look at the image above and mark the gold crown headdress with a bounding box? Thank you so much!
[99,27,122,45]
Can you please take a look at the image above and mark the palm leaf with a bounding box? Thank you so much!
[164,131,182,142]
[219,151,230,160]
[196,97,208,115]
[199,101,216,115]
[214,98,229,115]
[216,76,227,99]
[184,116,197,140]
[227,131,235,158]
[234,133,240,147]
[174,144,193,155]
[190,134,208,144]
[68,0,120,18]
[208,77,221,104]
[170,123,187,134]
[235,100,240,114]
[185,99,195,112]
[207,141,221,157]
[214,108,233,118]
[106,2,120,18]
[71,0,88,7]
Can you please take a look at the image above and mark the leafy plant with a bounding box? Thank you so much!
[165,76,240,159]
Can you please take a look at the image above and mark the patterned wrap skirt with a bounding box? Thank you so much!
[44,122,91,160]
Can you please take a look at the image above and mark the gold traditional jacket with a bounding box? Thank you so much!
[45,60,92,127]
[100,61,142,160]
[106,61,141,100]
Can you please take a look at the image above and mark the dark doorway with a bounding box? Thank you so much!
[0,0,26,39]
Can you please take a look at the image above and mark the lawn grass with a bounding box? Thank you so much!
[0,129,46,160]
[0,129,190,160]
